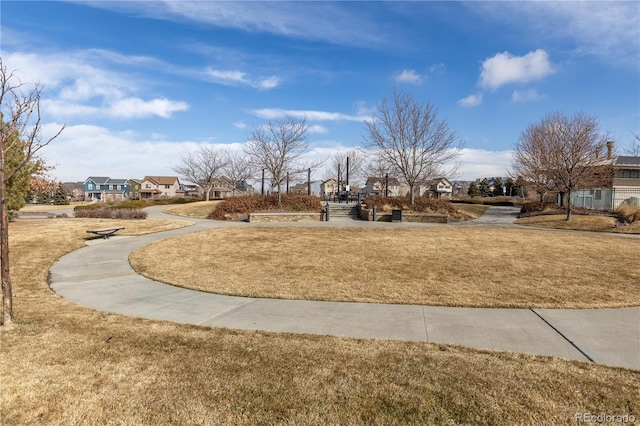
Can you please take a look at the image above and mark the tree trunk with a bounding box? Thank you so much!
[0,136,14,325]
[566,189,572,221]
[409,184,415,206]
[277,181,282,205]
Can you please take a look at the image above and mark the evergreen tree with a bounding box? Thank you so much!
[53,183,69,205]
[479,178,491,197]
[514,176,529,198]
[4,131,37,211]
[505,177,515,196]
[492,177,504,196]
[467,181,480,197]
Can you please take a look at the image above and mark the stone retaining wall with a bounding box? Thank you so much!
[359,207,448,223]
[248,212,323,223]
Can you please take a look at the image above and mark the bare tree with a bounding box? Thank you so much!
[511,123,557,202]
[1,59,65,325]
[223,151,254,196]
[512,112,610,220]
[623,132,640,156]
[244,115,321,204]
[363,89,462,205]
[173,145,229,201]
[324,149,366,187]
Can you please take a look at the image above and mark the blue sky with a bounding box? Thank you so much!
[2,1,639,184]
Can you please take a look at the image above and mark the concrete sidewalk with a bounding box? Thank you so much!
[49,207,639,370]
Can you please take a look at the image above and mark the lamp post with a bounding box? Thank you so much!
[385,173,389,198]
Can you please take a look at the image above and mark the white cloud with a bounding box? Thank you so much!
[203,68,281,90]
[457,93,483,107]
[429,63,447,74]
[511,89,544,103]
[83,1,389,48]
[108,97,189,119]
[4,51,189,120]
[259,76,281,90]
[468,2,639,66]
[455,148,514,181]
[205,68,249,85]
[41,123,515,188]
[250,108,372,122]
[394,69,423,84]
[233,121,247,129]
[479,49,555,90]
[41,123,241,183]
[308,125,328,134]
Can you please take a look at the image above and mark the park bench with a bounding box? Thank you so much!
[86,227,125,239]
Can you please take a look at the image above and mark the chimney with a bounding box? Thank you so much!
[606,141,615,160]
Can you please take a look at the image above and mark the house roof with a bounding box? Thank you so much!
[142,176,180,185]
[615,156,640,168]
[108,179,129,185]
[85,177,129,185]
[366,176,401,186]
[85,176,110,184]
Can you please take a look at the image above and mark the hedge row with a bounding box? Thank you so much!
[208,194,323,220]
[363,196,460,217]
[74,197,199,211]
[520,202,562,214]
[74,208,148,219]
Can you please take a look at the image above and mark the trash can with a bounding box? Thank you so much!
[392,209,402,223]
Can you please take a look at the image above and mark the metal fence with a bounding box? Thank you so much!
[571,188,640,210]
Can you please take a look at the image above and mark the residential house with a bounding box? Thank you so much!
[321,178,338,198]
[419,178,453,199]
[140,176,183,199]
[289,180,322,196]
[84,177,130,202]
[128,179,141,200]
[364,177,408,197]
[199,178,256,199]
[571,142,640,209]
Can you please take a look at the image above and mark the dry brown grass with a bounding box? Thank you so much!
[1,219,638,424]
[516,214,640,234]
[130,227,640,309]
[20,203,87,212]
[162,200,221,218]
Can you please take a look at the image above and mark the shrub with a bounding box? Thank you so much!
[73,207,147,219]
[208,194,323,220]
[363,196,461,218]
[520,202,561,214]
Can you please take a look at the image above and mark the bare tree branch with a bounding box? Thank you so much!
[244,115,320,204]
[363,88,463,204]
[223,152,255,196]
[173,145,229,201]
[511,111,611,220]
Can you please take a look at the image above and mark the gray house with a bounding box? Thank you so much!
[84,177,130,202]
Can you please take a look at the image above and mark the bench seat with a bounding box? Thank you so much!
[86,227,125,239]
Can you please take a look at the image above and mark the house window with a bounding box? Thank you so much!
[109,185,113,190]
[88,183,94,190]
[117,185,121,190]
[595,190,602,200]
[165,184,171,189]
[145,184,151,188]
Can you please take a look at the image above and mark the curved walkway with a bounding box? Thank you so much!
[49,206,639,370]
